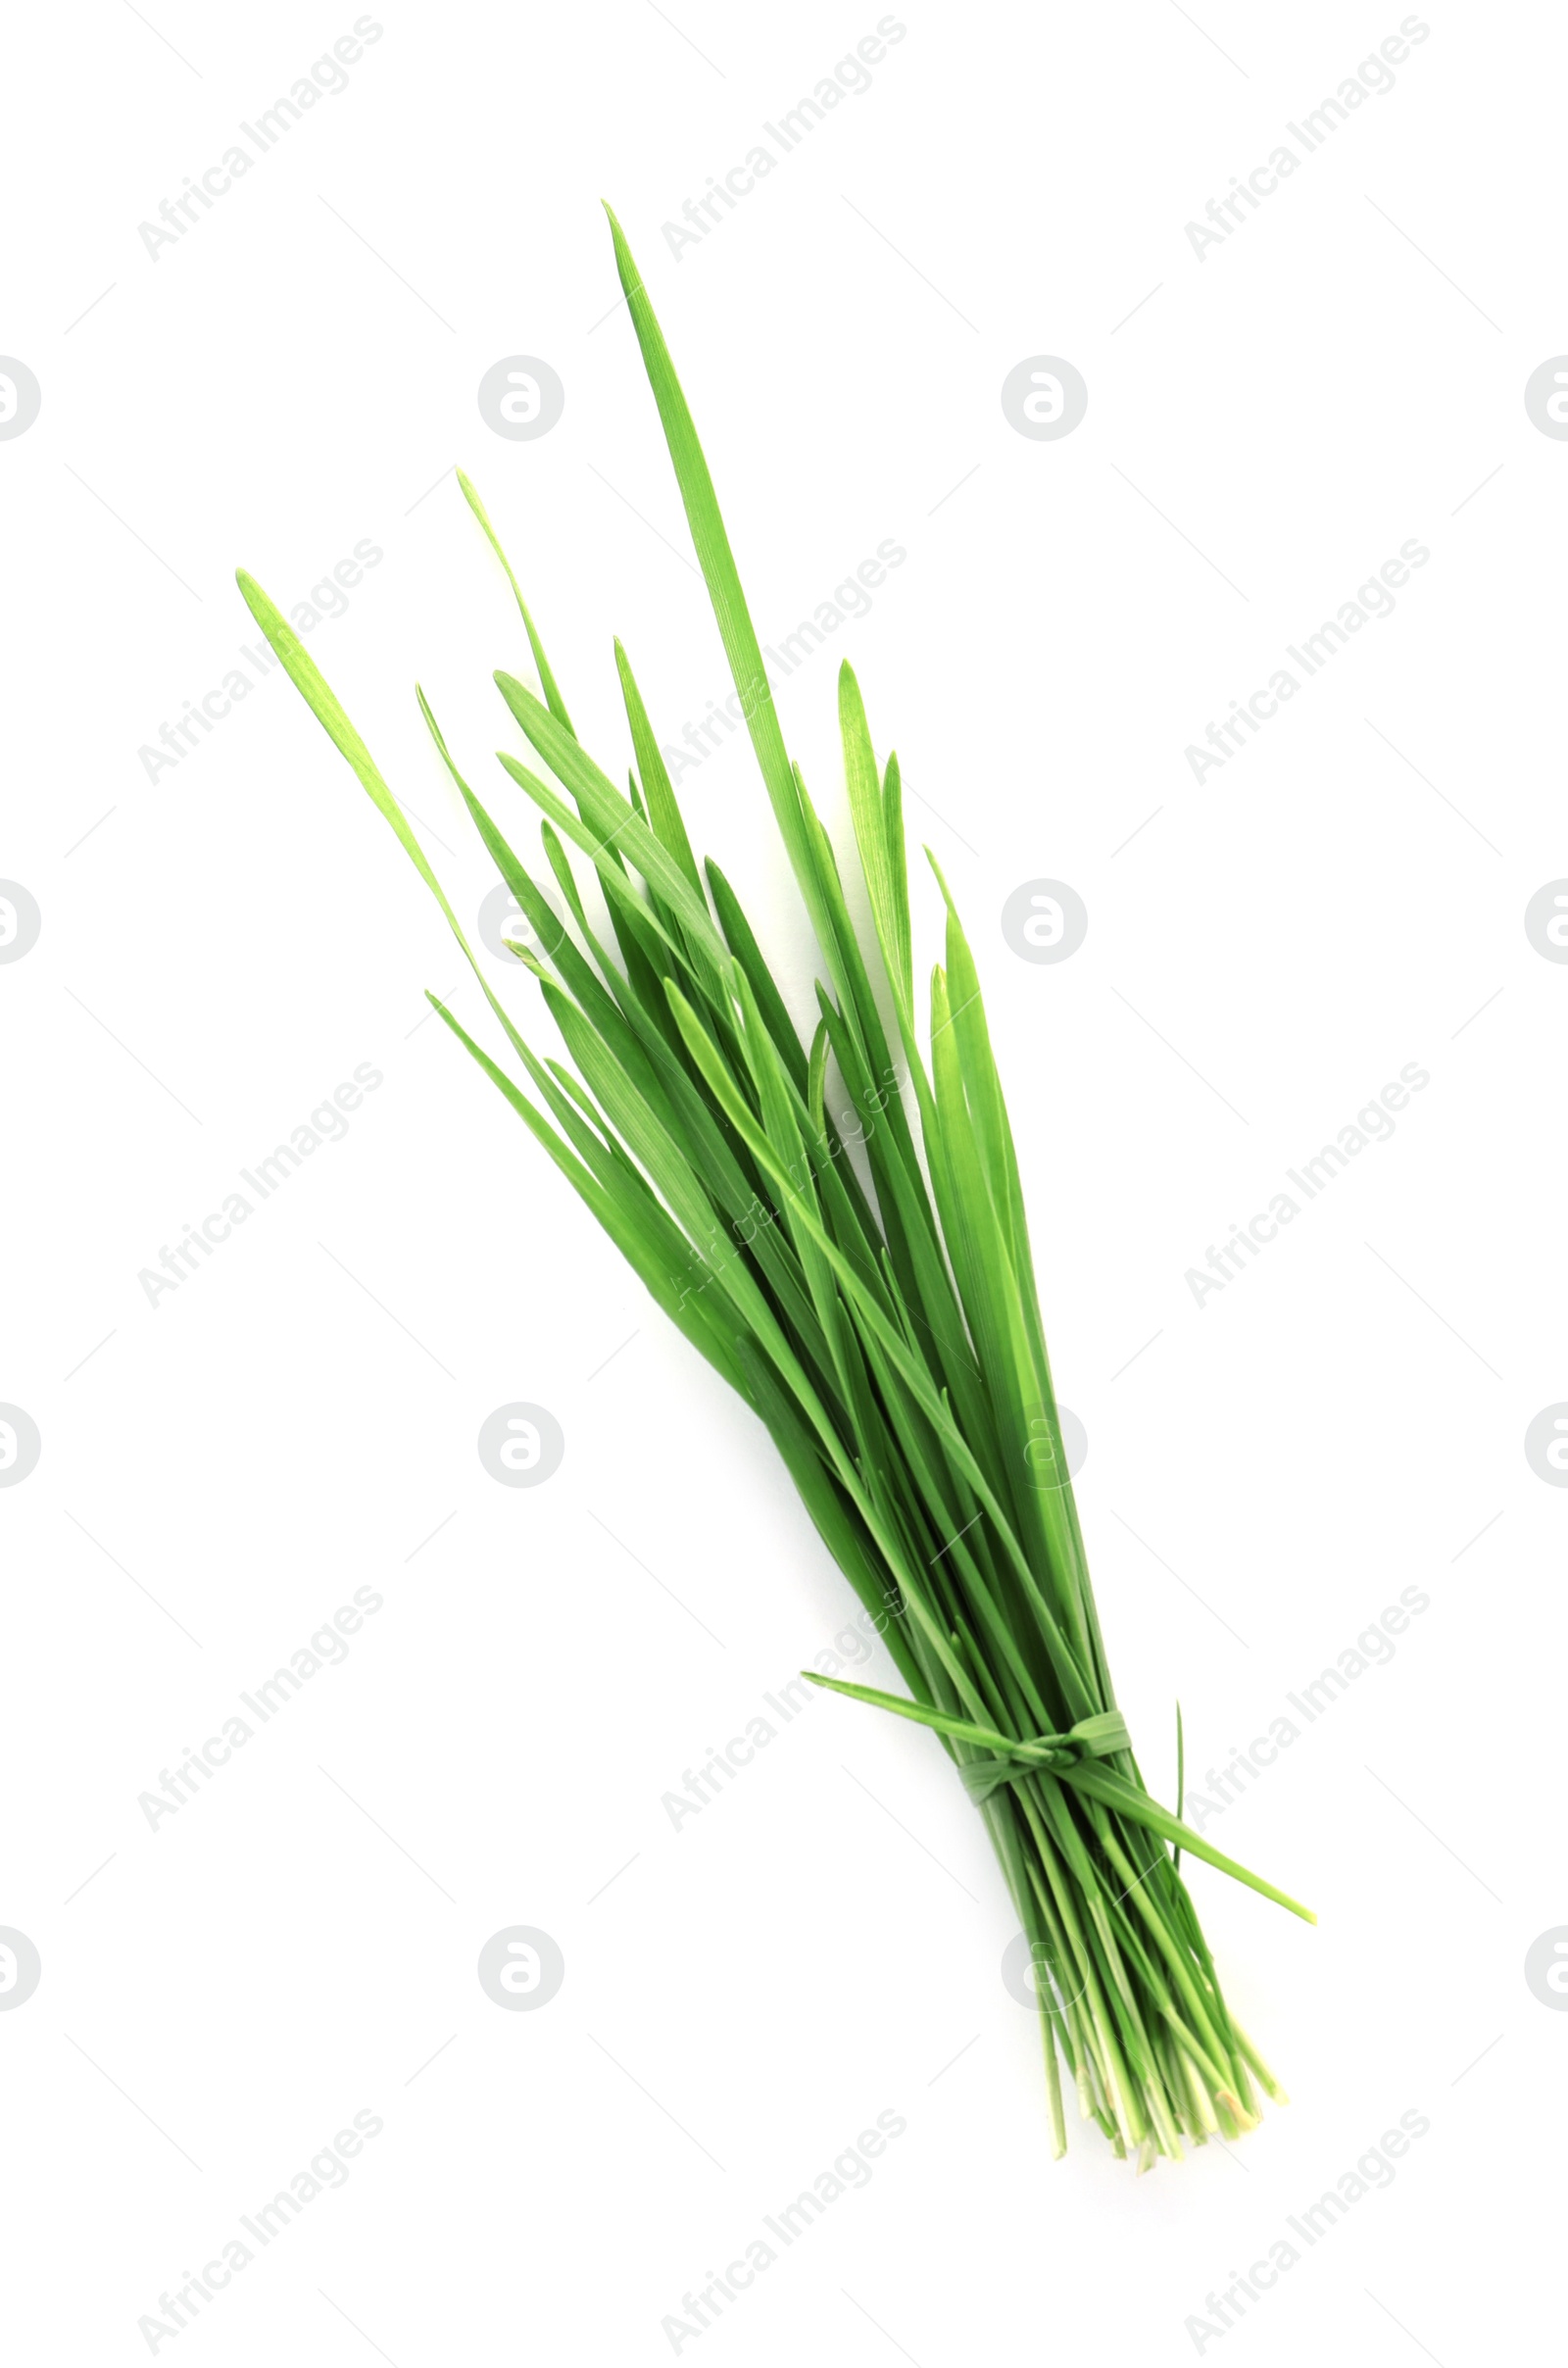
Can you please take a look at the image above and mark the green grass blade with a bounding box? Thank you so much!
[237,571,451,916]
[426,993,748,1394]
[882,751,911,1012]
[838,662,911,1027]
[601,208,819,924]
[613,640,703,896]
[457,469,576,736]
[495,671,728,975]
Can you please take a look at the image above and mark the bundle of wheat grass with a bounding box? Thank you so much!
[237,207,1311,2165]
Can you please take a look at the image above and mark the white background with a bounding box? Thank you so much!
[3,2,1564,2360]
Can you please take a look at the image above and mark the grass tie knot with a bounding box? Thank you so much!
[957,1710,1132,1802]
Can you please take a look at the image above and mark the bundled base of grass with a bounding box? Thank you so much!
[238,208,1310,2164]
